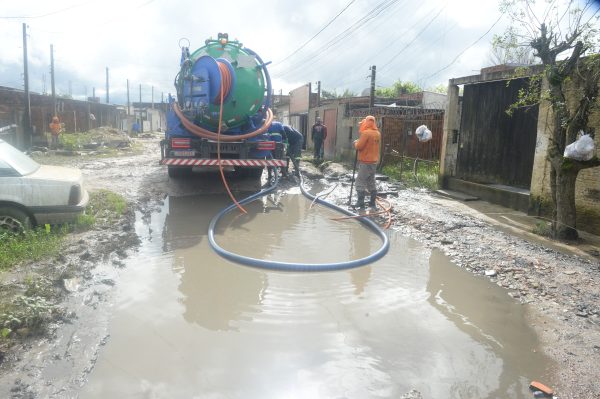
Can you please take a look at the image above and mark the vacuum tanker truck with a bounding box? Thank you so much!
[160,33,285,178]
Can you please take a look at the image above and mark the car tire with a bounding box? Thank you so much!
[0,206,32,234]
[168,166,192,179]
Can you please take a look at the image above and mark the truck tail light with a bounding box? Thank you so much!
[69,184,82,205]
[172,138,191,149]
[256,141,275,151]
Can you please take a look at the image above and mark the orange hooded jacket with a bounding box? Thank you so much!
[354,116,380,163]
[49,117,61,136]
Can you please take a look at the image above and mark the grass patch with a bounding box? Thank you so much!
[532,220,553,237]
[382,158,440,190]
[72,189,127,231]
[0,229,64,271]
[0,190,127,271]
[60,131,119,151]
[87,189,127,217]
[0,294,57,337]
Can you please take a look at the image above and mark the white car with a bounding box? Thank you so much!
[0,139,89,233]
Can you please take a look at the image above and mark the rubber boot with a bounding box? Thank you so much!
[354,192,366,210]
[369,191,378,209]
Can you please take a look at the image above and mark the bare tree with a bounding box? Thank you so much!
[495,0,600,240]
[488,43,536,65]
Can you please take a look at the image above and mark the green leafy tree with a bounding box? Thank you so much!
[496,0,600,240]
[426,84,448,94]
[322,88,357,99]
[489,38,536,65]
[321,89,339,99]
[376,80,422,98]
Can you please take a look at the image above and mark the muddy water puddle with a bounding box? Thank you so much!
[80,189,554,398]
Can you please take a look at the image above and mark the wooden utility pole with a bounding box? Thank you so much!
[317,81,321,107]
[127,79,130,116]
[369,65,376,111]
[22,23,32,149]
[105,67,109,103]
[50,44,56,116]
[139,84,143,133]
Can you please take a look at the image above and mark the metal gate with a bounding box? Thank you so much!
[381,112,444,161]
[457,78,538,189]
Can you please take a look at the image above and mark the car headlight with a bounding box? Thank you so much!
[69,184,81,205]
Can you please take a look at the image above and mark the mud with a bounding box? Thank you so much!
[81,193,550,398]
[0,134,598,398]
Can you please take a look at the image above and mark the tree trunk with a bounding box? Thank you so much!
[554,167,579,240]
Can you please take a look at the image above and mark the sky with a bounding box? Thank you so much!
[0,0,598,105]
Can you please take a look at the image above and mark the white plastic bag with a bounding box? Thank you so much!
[415,125,432,142]
[564,133,595,161]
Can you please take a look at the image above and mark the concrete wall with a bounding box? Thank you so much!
[530,77,600,234]
[441,63,600,235]
[308,100,364,161]
[440,84,461,183]
[422,91,448,109]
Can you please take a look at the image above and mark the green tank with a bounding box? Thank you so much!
[176,33,269,132]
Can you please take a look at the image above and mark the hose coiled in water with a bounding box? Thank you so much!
[208,170,390,272]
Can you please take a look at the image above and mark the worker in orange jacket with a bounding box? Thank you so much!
[49,116,62,149]
[353,115,381,209]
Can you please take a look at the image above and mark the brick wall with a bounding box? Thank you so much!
[530,71,600,235]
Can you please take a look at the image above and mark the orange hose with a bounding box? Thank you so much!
[215,62,232,104]
[376,198,393,229]
[330,210,389,221]
[215,63,246,214]
[173,101,273,141]
[331,196,393,229]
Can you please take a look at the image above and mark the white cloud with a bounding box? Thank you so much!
[0,0,514,101]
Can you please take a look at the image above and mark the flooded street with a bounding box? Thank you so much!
[80,189,553,398]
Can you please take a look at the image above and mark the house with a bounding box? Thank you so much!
[305,93,446,162]
[440,64,600,235]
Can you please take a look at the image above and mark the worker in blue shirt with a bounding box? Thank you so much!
[283,125,304,176]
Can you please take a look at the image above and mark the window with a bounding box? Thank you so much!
[0,159,18,177]
[0,142,40,176]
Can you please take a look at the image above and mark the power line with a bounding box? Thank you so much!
[421,13,504,82]
[378,19,460,87]
[273,0,401,78]
[323,0,440,89]
[0,0,97,19]
[378,4,447,73]
[276,0,357,65]
[293,0,417,87]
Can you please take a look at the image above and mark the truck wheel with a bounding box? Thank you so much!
[168,166,192,179]
[0,207,32,234]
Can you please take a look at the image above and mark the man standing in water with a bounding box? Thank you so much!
[353,115,380,210]
[311,117,327,160]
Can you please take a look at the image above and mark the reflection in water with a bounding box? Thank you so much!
[216,192,381,263]
[349,220,373,295]
[80,193,555,399]
[427,249,554,396]
[164,194,267,331]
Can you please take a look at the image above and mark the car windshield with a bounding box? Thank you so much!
[0,141,40,176]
